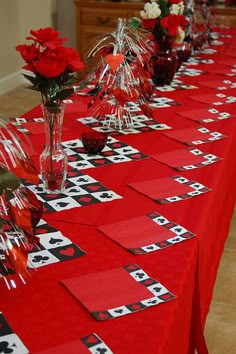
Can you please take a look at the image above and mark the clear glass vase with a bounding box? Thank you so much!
[40,103,67,194]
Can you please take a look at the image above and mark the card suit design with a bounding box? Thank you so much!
[61,264,175,321]
[78,115,171,136]
[162,127,226,145]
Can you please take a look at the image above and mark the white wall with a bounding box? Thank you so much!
[0,0,57,94]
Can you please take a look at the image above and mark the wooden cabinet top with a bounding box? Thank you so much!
[74,0,144,10]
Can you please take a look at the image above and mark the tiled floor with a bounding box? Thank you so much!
[0,85,235,353]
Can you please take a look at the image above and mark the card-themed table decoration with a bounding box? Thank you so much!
[129,175,211,204]
[154,79,198,92]
[151,148,222,171]
[0,219,85,271]
[162,126,226,145]
[177,107,236,123]
[25,169,122,213]
[9,117,45,134]
[184,58,214,66]
[35,333,113,354]
[27,219,85,268]
[175,67,205,77]
[98,212,195,255]
[200,79,236,90]
[63,136,147,170]
[78,115,171,136]
[0,313,29,354]
[61,264,175,320]
[189,92,236,105]
[149,96,180,109]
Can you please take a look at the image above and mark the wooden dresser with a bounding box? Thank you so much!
[74,0,143,58]
[211,4,236,26]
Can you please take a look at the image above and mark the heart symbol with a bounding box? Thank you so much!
[59,247,75,257]
[79,196,93,203]
[143,279,153,285]
[104,53,124,70]
[98,312,109,319]
[103,151,113,156]
[159,242,167,247]
[127,264,137,270]
[36,228,48,234]
[68,156,77,161]
[160,293,172,300]
[93,159,106,165]
[87,185,101,191]
[112,143,122,148]
[130,154,142,159]
[131,304,141,310]
[68,171,78,177]
[86,335,98,344]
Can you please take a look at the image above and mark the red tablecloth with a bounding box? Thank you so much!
[1,27,236,354]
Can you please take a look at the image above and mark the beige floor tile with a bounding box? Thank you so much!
[0,85,39,121]
[211,250,236,305]
[205,302,236,354]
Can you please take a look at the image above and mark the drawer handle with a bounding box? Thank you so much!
[97,16,110,24]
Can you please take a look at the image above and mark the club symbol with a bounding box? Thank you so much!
[32,255,50,263]
[0,341,16,353]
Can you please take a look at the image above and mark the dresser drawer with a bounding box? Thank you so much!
[80,8,129,27]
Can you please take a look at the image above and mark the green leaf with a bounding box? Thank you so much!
[0,167,20,196]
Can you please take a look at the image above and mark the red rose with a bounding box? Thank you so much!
[141,19,157,31]
[168,0,183,4]
[26,27,67,49]
[34,57,66,78]
[22,63,37,73]
[15,44,39,62]
[62,47,86,71]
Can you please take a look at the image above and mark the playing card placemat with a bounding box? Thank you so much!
[154,79,198,92]
[0,313,29,354]
[162,126,226,145]
[35,333,113,354]
[63,136,147,170]
[129,175,211,204]
[151,148,221,171]
[25,169,122,213]
[200,79,236,90]
[0,219,85,271]
[189,92,236,106]
[61,264,175,320]
[98,212,195,255]
[78,115,171,137]
[177,107,235,123]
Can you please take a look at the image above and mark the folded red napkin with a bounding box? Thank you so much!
[189,92,236,105]
[215,58,236,66]
[200,79,236,90]
[205,65,236,76]
[151,148,221,171]
[61,264,175,320]
[129,175,210,204]
[35,334,113,354]
[177,107,235,123]
[98,212,194,255]
[162,126,226,145]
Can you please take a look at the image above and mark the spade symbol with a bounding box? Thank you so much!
[49,238,63,245]
[0,341,14,353]
[78,178,89,183]
[114,309,123,314]
[56,202,69,208]
[153,287,162,293]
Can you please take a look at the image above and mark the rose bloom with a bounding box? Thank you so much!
[141,19,158,31]
[168,0,183,4]
[26,27,67,49]
[15,44,39,62]
[34,57,66,78]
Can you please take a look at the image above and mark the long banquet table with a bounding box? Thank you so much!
[1,26,236,354]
